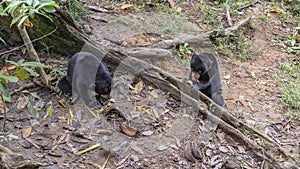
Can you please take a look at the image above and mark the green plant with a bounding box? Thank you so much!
[6,60,45,80]
[213,31,253,60]
[3,0,59,27]
[277,62,300,117]
[0,37,6,44]
[174,42,192,68]
[1,0,59,86]
[174,42,191,59]
[61,0,89,21]
[0,133,19,142]
[198,0,221,28]
[0,60,44,131]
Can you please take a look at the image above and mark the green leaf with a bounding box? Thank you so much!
[0,4,8,16]
[21,61,45,67]
[27,98,38,117]
[17,15,29,28]
[42,5,56,13]
[32,0,40,8]
[29,8,38,17]
[37,1,59,10]
[0,83,11,102]
[10,12,27,27]
[0,75,19,83]
[5,60,18,66]
[45,102,53,118]
[35,10,52,21]
[0,37,6,44]
[30,92,40,99]
[14,67,30,80]
[26,0,33,6]
[24,67,39,77]
[7,133,19,141]
[4,1,26,14]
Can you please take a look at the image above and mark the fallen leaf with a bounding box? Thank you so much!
[0,100,9,114]
[167,0,175,8]
[157,144,169,151]
[131,144,144,155]
[219,146,228,153]
[120,122,138,137]
[34,99,45,110]
[148,85,154,91]
[223,75,231,79]
[96,129,112,135]
[59,99,68,108]
[142,130,154,136]
[134,81,144,94]
[150,90,158,98]
[1,67,9,75]
[144,108,151,115]
[16,96,28,110]
[121,4,133,10]
[7,65,17,70]
[184,143,195,163]
[191,142,202,160]
[22,127,32,138]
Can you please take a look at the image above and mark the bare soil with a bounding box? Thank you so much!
[0,1,299,169]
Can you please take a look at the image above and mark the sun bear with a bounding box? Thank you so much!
[190,53,224,106]
[58,52,112,108]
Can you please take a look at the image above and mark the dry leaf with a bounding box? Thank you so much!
[150,90,158,98]
[148,85,154,91]
[0,100,9,114]
[96,129,112,135]
[191,142,202,160]
[1,67,8,75]
[144,109,151,115]
[184,143,195,163]
[121,4,133,10]
[8,65,17,70]
[120,122,138,137]
[22,127,32,138]
[142,130,154,136]
[59,99,68,108]
[34,99,45,110]
[134,81,144,94]
[17,96,28,110]
[167,0,175,8]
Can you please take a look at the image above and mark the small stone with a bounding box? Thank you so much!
[83,25,92,35]
[18,139,31,149]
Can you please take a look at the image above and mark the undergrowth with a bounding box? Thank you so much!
[212,30,253,60]
[276,61,300,118]
[60,0,89,22]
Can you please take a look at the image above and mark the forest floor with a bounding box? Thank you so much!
[0,0,299,169]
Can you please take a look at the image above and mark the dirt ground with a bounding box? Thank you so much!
[0,1,299,169]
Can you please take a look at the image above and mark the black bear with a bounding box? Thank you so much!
[190,53,224,106]
[58,52,112,108]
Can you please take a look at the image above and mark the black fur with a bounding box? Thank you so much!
[190,53,224,106]
[58,52,112,108]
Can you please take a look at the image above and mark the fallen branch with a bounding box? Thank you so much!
[47,16,292,168]
[101,50,284,168]
[226,5,233,27]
